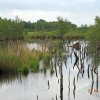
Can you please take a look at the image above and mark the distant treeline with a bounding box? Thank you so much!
[0,16,100,40]
[0,16,24,40]
[23,18,77,32]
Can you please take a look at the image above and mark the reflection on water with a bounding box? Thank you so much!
[0,40,100,100]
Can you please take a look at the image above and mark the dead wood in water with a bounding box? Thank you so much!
[69,42,81,51]
[73,52,79,70]
[73,42,81,51]
[73,77,76,98]
[48,80,50,89]
[37,95,38,100]
[90,68,94,95]
[68,69,70,100]
[60,64,63,100]
[87,64,90,79]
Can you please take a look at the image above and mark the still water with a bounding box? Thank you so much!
[0,40,100,100]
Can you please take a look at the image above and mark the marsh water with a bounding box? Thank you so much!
[0,40,100,100]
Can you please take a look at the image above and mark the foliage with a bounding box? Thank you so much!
[23,16,77,34]
[1,15,100,41]
[42,52,51,66]
[0,16,24,40]
[57,16,77,36]
[0,44,40,73]
[87,16,100,41]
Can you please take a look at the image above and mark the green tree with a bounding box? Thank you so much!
[57,17,68,37]
[0,16,24,40]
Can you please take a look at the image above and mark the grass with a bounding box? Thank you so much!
[0,42,53,74]
[25,31,56,40]
[25,30,88,41]
[88,32,100,41]
[0,44,38,73]
[25,29,100,41]
[42,52,52,66]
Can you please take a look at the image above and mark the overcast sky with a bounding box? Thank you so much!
[0,0,100,26]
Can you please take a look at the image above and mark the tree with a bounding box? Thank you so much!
[0,16,24,40]
[35,19,47,32]
[94,16,100,34]
[57,17,68,37]
[57,16,77,37]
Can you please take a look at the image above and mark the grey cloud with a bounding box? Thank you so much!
[0,0,98,11]
[0,0,99,13]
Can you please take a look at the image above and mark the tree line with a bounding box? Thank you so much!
[23,17,77,32]
[0,16,100,40]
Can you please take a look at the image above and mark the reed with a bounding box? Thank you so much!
[42,52,52,66]
[0,44,41,73]
[0,41,54,74]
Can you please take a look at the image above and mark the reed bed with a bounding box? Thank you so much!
[0,43,42,73]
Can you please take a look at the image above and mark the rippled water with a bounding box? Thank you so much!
[0,40,100,100]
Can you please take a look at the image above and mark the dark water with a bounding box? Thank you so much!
[0,40,100,100]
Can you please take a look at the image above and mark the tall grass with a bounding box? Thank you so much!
[0,42,53,74]
[24,31,60,40]
[42,52,52,66]
[25,31,88,41]
[0,43,40,73]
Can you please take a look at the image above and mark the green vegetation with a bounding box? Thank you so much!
[87,16,100,41]
[0,46,38,73]
[0,43,52,73]
[0,16,100,41]
[42,52,52,66]
[1,15,100,74]
[24,16,100,41]
[0,16,24,40]
[25,31,87,40]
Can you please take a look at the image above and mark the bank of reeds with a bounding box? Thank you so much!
[0,44,43,73]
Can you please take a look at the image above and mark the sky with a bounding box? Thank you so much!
[0,0,100,26]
